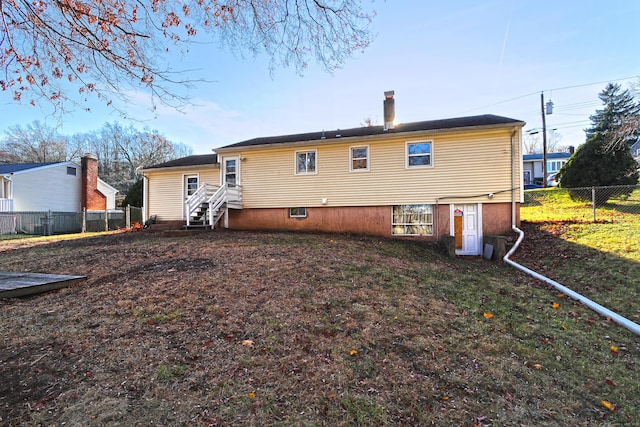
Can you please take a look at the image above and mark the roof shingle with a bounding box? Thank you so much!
[145,154,218,170]
[218,114,524,150]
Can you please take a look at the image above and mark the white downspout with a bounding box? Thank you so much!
[142,173,149,222]
[505,128,640,336]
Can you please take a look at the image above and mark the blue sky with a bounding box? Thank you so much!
[2,0,640,154]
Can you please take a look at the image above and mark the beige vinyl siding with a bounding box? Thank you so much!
[146,168,220,221]
[225,127,521,208]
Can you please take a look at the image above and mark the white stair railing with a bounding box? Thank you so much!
[208,184,228,228]
[185,184,211,226]
[185,183,242,229]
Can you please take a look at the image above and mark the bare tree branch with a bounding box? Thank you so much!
[1,0,375,113]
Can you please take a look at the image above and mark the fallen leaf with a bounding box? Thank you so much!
[601,400,616,411]
[350,349,358,356]
[247,392,256,399]
[483,312,493,319]
[610,345,618,354]
[606,379,616,387]
[242,340,254,347]
[552,302,560,309]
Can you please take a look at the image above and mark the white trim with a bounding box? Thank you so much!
[450,203,483,255]
[289,207,307,218]
[182,173,199,220]
[349,145,370,172]
[294,149,318,175]
[221,156,241,187]
[391,204,434,236]
[405,140,434,169]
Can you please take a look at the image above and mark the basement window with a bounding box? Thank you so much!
[392,204,433,236]
[289,207,307,218]
[67,166,77,176]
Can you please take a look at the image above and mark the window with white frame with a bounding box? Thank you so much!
[289,207,307,218]
[406,141,433,167]
[350,145,369,172]
[392,205,433,236]
[547,160,566,172]
[295,150,317,174]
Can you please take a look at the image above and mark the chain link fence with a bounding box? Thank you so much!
[0,205,142,236]
[523,184,640,222]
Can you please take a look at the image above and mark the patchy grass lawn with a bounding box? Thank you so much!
[520,188,640,321]
[1,229,639,426]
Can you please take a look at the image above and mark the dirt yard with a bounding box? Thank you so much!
[1,228,638,426]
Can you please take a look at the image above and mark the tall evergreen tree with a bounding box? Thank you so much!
[586,83,640,147]
[558,83,639,202]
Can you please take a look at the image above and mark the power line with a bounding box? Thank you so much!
[458,75,639,115]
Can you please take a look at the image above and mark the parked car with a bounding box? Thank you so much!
[547,173,559,187]
[524,183,542,190]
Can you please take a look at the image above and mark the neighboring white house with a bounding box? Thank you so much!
[0,155,118,213]
[522,150,573,186]
[631,139,640,165]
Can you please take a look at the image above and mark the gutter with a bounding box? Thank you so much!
[503,228,640,336]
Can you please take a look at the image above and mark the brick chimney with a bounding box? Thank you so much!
[81,154,106,210]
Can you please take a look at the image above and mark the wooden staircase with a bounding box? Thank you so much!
[184,183,242,230]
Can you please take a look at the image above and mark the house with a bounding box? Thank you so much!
[0,154,118,213]
[631,139,640,164]
[140,154,220,228]
[522,149,573,186]
[142,93,525,256]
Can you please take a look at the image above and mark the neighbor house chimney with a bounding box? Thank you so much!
[81,154,107,211]
[383,90,395,130]
[568,145,575,154]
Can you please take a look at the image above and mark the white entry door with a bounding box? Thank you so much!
[450,204,482,255]
[222,156,240,187]
[183,174,199,219]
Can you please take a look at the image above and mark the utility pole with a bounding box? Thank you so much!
[541,92,548,188]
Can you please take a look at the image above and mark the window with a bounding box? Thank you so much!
[392,205,433,236]
[547,160,565,172]
[350,146,369,172]
[296,150,317,174]
[224,158,237,185]
[406,141,432,167]
[185,176,198,196]
[289,207,307,218]
[66,166,77,176]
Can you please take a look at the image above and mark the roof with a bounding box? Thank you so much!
[217,114,525,150]
[144,154,219,170]
[523,152,573,161]
[0,162,64,174]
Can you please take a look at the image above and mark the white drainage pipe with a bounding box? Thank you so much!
[504,226,640,336]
